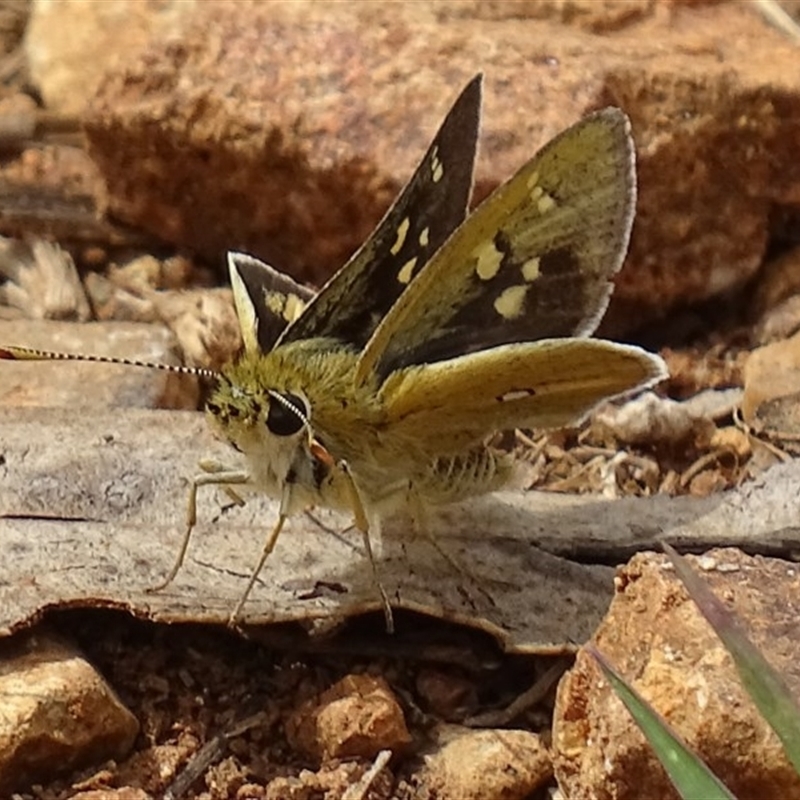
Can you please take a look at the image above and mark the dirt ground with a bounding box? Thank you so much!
[21,607,553,799]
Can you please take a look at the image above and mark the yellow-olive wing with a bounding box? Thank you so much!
[357,108,636,386]
[379,339,666,454]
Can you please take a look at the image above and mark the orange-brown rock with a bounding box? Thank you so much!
[553,549,800,800]
[0,632,139,794]
[285,673,411,762]
[19,1,800,332]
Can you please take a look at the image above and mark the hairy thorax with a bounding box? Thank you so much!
[206,337,514,514]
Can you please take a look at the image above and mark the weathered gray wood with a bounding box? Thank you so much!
[1,407,797,652]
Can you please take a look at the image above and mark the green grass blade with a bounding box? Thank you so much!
[663,542,800,772]
[588,644,736,800]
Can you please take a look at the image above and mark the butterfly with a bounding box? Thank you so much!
[0,75,667,630]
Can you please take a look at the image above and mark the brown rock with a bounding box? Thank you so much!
[0,319,199,409]
[84,253,196,325]
[416,724,552,800]
[24,0,196,115]
[285,674,411,762]
[80,1,800,332]
[415,666,478,721]
[742,329,800,434]
[660,345,745,399]
[71,791,150,800]
[742,359,800,456]
[553,548,800,800]
[433,0,655,33]
[0,632,139,794]
[84,272,159,325]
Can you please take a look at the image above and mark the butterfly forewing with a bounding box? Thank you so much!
[356,108,636,385]
[275,75,482,352]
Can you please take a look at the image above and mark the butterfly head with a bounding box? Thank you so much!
[203,369,339,501]
[206,375,310,453]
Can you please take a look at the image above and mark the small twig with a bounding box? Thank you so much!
[0,184,153,247]
[162,710,270,799]
[754,0,800,43]
[679,448,738,490]
[463,657,571,727]
[342,749,392,800]
[545,454,606,492]
[305,508,359,550]
[0,108,83,152]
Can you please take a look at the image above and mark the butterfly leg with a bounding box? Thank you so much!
[303,509,359,551]
[149,465,250,592]
[199,458,247,507]
[339,461,395,634]
[228,511,288,626]
[228,469,394,630]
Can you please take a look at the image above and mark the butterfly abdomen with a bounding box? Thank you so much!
[414,446,514,505]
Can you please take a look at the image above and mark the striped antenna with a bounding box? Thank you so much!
[0,345,219,380]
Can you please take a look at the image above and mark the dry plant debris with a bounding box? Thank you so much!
[3,1,800,797]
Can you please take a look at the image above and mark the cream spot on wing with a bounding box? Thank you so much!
[282,293,306,322]
[265,293,286,316]
[397,256,418,284]
[265,292,306,323]
[528,180,557,214]
[419,226,430,247]
[521,257,540,282]
[236,295,259,353]
[431,147,444,183]
[526,171,540,189]
[474,240,503,280]
[494,285,527,319]
[500,389,535,402]
[537,193,556,214]
[390,217,410,255]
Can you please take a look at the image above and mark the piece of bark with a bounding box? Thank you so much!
[2,407,800,652]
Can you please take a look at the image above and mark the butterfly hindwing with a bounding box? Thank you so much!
[356,108,636,384]
[275,75,482,351]
[379,338,666,455]
[228,252,315,354]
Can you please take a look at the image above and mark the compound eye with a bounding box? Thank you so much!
[266,392,307,436]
